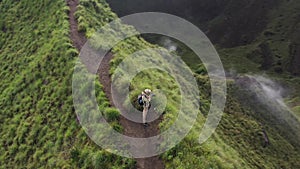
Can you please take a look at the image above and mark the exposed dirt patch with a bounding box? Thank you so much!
[66,0,86,50]
[67,0,164,168]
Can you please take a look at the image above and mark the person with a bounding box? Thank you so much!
[142,89,152,127]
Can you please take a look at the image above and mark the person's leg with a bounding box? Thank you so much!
[142,101,149,125]
[142,106,148,124]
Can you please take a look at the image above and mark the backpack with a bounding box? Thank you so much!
[137,95,143,106]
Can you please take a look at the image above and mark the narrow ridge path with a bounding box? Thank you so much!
[66,0,86,50]
[66,0,164,168]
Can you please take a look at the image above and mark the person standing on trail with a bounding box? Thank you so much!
[142,89,152,127]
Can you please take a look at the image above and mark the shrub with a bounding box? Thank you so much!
[104,107,120,122]
[111,121,123,132]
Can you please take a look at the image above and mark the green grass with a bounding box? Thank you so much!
[1,0,300,168]
[214,0,300,76]
[104,107,120,122]
[218,45,261,73]
[0,0,133,168]
[75,0,300,168]
[218,84,300,168]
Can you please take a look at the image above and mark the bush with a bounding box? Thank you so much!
[111,121,123,132]
[104,107,120,122]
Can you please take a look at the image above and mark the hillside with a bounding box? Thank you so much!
[0,0,133,168]
[108,0,300,122]
[0,0,300,168]
[108,0,300,75]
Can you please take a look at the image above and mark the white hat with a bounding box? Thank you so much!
[144,89,151,95]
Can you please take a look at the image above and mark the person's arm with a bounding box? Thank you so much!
[149,93,155,102]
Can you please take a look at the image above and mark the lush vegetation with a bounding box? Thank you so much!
[0,0,133,168]
[111,0,300,121]
[1,0,299,168]
[75,0,300,168]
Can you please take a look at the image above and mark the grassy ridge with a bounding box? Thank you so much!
[75,0,270,168]
[1,0,299,168]
[0,0,133,168]
[77,0,300,168]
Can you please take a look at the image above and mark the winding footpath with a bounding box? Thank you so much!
[66,0,164,168]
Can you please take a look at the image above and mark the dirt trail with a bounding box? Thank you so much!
[66,0,164,168]
[67,0,86,50]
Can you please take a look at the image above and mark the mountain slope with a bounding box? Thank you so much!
[0,0,133,168]
[1,0,299,168]
[108,0,300,75]
[77,0,300,168]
